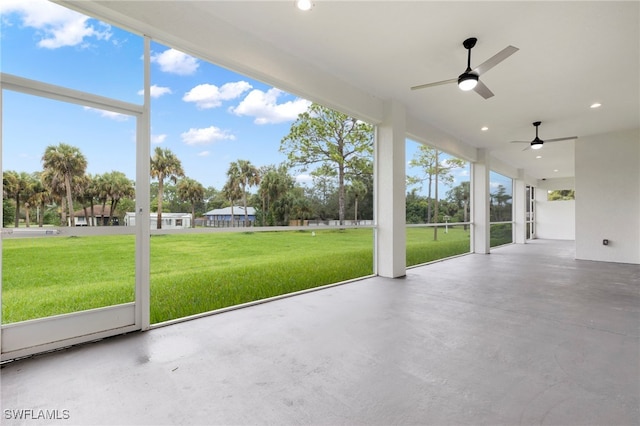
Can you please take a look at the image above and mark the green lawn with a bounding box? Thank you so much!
[2,235,136,324]
[406,226,470,267]
[490,223,513,247]
[2,227,470,324]
[149,230,375,323]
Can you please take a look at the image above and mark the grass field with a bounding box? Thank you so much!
[2,227,470,324]
[406,226,470,266]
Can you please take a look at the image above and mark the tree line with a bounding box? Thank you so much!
[3,103,501,230]
[3,104,377,229]
[404,144,513,232]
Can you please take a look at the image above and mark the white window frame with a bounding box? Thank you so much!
[0,38,151,361]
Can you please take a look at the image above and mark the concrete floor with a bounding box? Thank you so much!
[2,240,639,425]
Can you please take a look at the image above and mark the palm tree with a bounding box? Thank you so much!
[224,166,241,226]
[348,179,367,223]
[150,147,184,230]
[76,175,92,226]
[222,180,242,227]
[3,171,35,227]
[258,165,294,226]
[41,168,67,226]
[177,177,205,228]
[290,187,312,225]
[257,165,272,226]
[105,171,135,225]
[3,171,20,227]
[77,174,101,226]
[227,160,260,226]
[28,172,51,227]
[20,173,37,227]
[95,173,111,226]
[42,143,87,226]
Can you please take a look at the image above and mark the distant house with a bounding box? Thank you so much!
[124,212,192,229]
[70,205,117,226]
[203,206,256,227]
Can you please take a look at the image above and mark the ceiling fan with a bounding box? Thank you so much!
[511,121,578,150]
[410,37,518,99]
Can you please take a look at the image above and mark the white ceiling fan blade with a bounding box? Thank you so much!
[510,141,531,143]
[473,45,519,76]
[410,78,457,91]
[544,136,579,142]
[473,80,494,99]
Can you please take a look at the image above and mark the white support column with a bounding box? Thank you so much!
[471,149,490,254]
[514,169,526,244]
[375,100,406,278]
[136,36,152,330]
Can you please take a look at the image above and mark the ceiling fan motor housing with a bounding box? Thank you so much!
[463,37,477,49]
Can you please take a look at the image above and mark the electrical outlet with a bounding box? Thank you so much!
[603,239,609,246]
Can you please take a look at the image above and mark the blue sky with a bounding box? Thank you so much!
[1,0,479,197]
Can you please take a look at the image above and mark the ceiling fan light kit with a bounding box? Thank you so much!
[458,73,478,91]
[531,141,543,150]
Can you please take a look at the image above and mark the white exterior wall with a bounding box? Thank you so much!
[575,128,640,264]
[535,177,576,240]
[536,199,576,240]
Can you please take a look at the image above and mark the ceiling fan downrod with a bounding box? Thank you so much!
[458,37,479,91]
[531,121,543,149]
[463,37,477,72]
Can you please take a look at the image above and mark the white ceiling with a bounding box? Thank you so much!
[59,1,639,180]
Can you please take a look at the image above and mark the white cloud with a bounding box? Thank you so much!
[84,106,129,121]
[295,174,313,185]
[138,85,173,99]
[181,126,235,146]
[1,0,112,49]
[150,48,199,75]
[151,134,167,145]
[183,81,252,109]
[197,151,210,157]
[230,88,311,124]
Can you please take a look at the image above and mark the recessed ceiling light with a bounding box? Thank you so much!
[295,0,313,11]
[481,126,489,131]
[590,102,602,109]
[553,169,559,172]
[536,155,542,159]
